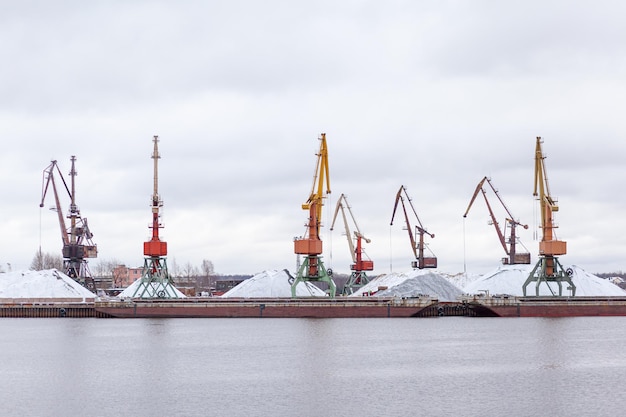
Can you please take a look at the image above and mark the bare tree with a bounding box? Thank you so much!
[182,261,199,278]
[92,258,123,278]
[30,249,63,270]
[201,259,215,292]
[201,259,215,276]
[169,257,180,278]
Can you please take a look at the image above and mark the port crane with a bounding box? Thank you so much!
[330,194,374,295]
[390,185,437,269]
[523,137,575,296]
[292,133,336,297]
[463,176,531,265]
[132,135,180,298]
[40,156,97,292]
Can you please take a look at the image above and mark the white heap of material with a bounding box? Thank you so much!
[118,278,186,298]
[351,270,464,301]
[221,269,327,298]
[0,269,96,300]
[463,264,626,296]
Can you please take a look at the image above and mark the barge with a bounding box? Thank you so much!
[94,296,437,318]
[464,295,626,317]
[5,296,626,318]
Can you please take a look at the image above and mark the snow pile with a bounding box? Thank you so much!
[463,264,626,296]
[0,269,96,300]
[351,270,464,301]
[221,269,327,298]
[119,279,186,298]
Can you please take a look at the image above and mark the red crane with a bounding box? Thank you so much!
[463,176,530,265]
[132,135,179,298]
[143,136,167,259]
[390,185,437,269]
[330,193,374,294]
[40,156,97,292]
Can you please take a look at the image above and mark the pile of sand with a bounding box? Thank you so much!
[463,264,626,296]
[222,269,327,298]
[0,269,96,301]
[118,278,186,298]
[351,270,464,301]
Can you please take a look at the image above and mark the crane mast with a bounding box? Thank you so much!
[390,185,437,269]
[330,194,373,295]
[132,135,180,299]
[292,133,336,297]
[40,157,97,292]
[523,137,575,296]
[463,176,530,265]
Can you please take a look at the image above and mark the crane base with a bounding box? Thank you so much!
[64,259,97,293]
[291,256,336,298]
[523,256,576,296]
[132,257,181,299]
[342,271,371,296]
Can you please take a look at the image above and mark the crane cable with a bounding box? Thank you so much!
[327,193,333,271]
[532,196,538,241]
[463,217,466,275]
[389,224,393,273]
[39,206,42,250]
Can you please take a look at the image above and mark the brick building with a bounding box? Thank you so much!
[112,265,143,288]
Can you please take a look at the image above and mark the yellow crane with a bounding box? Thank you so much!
[330,194,374,295]
[523,137,575,296]
[292,133,336,297]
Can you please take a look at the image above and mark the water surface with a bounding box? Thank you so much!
[1,317,624,416]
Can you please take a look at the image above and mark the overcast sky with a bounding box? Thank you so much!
[2,0,626,276]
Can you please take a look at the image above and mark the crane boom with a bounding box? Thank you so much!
[463,176,530,264]
[534,137,563,253]
[40,161,70,246]
[294,133,331,256]
[302,133,331,225]
[330,194,356,263]
[390,185,436,269]
[144,135,167,257]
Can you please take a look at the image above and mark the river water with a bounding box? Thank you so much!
[1,317,625,417]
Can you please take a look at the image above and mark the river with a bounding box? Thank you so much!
[1,317,625,416]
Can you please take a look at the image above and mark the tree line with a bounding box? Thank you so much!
[29,250,216,278]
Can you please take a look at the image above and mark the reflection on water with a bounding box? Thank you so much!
[1,317,626,417]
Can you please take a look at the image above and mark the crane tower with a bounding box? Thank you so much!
[131,136,180,298]
[40,156,98,292]
[330,194,374,295]
[292,133,336,297]
[522,137,575,296]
